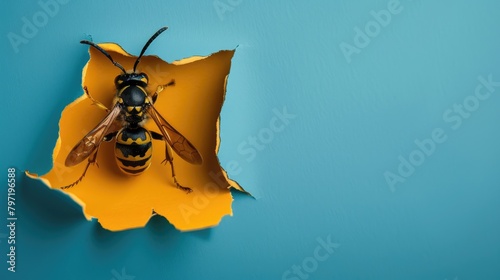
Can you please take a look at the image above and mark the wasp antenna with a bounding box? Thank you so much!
[80,40,127,74]
[133,27,168,72]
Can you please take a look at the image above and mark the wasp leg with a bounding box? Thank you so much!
[84,86,109,112]
[61,150,98,189]
[61,132,117,190]
[151,131,192,193]
[151,80,175,104]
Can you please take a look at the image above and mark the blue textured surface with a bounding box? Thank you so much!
[1,0,500,279]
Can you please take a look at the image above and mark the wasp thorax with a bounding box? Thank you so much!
[114,72,149,89]
[120,86,147,107]
[116,76,149,124]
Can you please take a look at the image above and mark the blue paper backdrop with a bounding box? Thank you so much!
[1,0,500,279]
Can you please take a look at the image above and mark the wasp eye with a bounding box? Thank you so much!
[115,76,124,86]
[139,73,148,84]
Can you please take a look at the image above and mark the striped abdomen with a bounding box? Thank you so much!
[115,127,152,175]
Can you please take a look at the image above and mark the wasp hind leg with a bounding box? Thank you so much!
[151,131,192,193]
[61,132,117,190]
[61,150,99,190]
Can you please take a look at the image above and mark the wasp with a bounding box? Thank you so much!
[63,27,202,192]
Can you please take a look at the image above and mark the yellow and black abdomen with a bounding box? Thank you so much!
[115,127,153,175]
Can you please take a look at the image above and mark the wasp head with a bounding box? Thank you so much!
[80,26,169,92]
[115,72,149,89]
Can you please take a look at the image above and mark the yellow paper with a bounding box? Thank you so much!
[27,41,248,231]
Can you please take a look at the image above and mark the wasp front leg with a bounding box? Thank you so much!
[84,86,110,112]
[151,131,192,193]
[151,80,175,104]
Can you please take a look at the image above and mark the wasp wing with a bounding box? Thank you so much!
[65,104,122,167]
[146,104,203,165]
